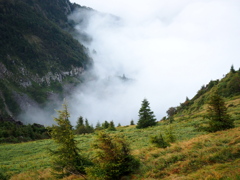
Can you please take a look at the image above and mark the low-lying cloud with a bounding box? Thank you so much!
[66,0,240,126]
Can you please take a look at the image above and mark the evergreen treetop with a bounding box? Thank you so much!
[76,116,84,129]
[230,65,236,73]
[108,121,116,131]
[136,98,157,129]
[130,120,135,125]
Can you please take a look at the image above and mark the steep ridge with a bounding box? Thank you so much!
[168,66,240,118]
[0,0,92,120]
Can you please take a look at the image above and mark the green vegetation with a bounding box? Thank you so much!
[0,121,49,143]
[87,132,139,180]
[130,119,135,125]
[48,103,90,178]
[108,121,116,131]
[1,114,239,179]
[75,116,94,134]
[174,66,240,115]
[150,133,170,148]
[206,92,234,132]
[1,63,240,180]
[0,0,92,118]
[136,98,157,129]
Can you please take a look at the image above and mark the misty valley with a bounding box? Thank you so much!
[0,0,240,179]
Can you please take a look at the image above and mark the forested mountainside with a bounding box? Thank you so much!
[0,0,92,119]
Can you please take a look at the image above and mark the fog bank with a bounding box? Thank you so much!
[36,0,240,126]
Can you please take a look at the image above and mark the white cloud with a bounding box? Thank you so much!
[67,0,240,126]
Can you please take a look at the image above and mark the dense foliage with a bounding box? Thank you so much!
[75,116,94,134]
[48,103,90,178]
[87,132,140,180]
[136,98,157,128]
[0,0,89,73]
[206,92,234,132]
[150,133,170,148]
[0,120,49,143]
[108,120,116,131]
[0,0,92,118]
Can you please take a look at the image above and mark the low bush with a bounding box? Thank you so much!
[150,133,170,148]
[87,132,139,180]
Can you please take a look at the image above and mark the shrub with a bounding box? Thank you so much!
[0,169,10,180]
[87,132,139,180]
[166,127,176,143]
[150,133,170,148]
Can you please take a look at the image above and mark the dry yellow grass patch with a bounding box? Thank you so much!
[135,127,240,180]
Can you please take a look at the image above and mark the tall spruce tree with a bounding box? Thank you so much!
[48,103,90,178]
[136,98,157,129]
[206,92,234,132]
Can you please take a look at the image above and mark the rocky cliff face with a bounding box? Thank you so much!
[0,0,92,120]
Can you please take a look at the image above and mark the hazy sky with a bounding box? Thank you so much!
[66,0,240,126]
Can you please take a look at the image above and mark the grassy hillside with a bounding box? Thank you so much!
[1,69,240,179]
[173,67,240,116]
[0,102,239,179]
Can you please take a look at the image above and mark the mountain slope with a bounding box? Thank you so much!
[0,0,92,120]
[0,68,239,179]
[171,66,240,117]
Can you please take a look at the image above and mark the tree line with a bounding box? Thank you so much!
[48,92,234,179]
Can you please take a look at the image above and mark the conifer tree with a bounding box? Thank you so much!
[75,117,94,134]
[102,121,109,129]
[85,118,94,133]
[230,65,236,73]
[206,92,234,132]
[75,116,85,134]
[48,103,90,178]
[108,121,116,131]
[130,120,135,125]
[136,98,157,129]
[76,116,84,127]
[86,132,139,179]
[95,121,102,130]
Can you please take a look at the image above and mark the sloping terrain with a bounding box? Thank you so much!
[0,0,92,119]
[0,74,239,179]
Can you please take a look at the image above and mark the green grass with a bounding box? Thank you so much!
[0,98,240,179]
[0,140,52,175]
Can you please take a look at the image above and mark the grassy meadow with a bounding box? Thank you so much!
[0,97,240,179]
